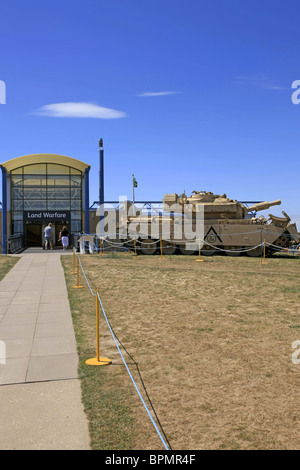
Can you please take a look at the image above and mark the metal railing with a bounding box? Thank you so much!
[0,234,24,254]
[0,236,4,255]
[8,234,24,254]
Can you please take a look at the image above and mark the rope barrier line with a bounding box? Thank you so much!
[73,251,171,451]
[200,241,262,253]
[76,253,96,297]
[91,238,265,254]
[85,233,298,256]
[80,231,297,255]
[92,236,260,253]
[90,241,286,255]
[265,241,299,251]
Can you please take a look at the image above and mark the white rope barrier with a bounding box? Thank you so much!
[85,237,269,255]
[78,231,298,255]
[74,251,170,450]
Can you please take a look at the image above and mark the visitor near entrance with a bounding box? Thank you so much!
[59,226,69,251]
[44,223,53,250]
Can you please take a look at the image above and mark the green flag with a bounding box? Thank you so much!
[133,175,138,188]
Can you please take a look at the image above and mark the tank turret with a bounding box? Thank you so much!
[162,191,283,220]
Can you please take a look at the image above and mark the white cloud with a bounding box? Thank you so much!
[260,84,288,91]
[33,102,127,119]
[0,80,6,104]
[137,91,181,97]
[234,74,288,91]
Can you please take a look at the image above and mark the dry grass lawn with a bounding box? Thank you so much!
[62,252,300,450]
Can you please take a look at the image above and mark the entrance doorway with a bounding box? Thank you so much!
[25,222,70,248]
[25,224,42,247]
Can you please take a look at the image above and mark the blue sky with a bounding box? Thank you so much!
[1,0,300,222]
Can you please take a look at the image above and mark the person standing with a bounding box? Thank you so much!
[59,226,69,251]
[44,223,53,250]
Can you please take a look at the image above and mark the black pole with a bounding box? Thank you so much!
[99,138,104,235]
[99,138,104,207]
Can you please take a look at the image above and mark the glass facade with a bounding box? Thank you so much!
[11,163,82,234]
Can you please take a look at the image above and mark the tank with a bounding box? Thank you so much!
[117,190,299,256]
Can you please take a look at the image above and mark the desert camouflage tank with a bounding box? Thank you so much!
[161,191,299,256]
[120,190,299,256]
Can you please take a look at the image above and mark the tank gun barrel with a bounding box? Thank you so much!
[246,199,281,213]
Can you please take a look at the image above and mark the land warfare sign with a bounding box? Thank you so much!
[24,211,70,222]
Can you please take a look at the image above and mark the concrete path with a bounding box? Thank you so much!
[0,251,91,450]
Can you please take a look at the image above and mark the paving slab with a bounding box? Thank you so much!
[5,303,40,314]
[4,339,33,359]
[0,252,91,450]
[26,353,79,382]
[2,313,38,325]
[0,306,8,315]
[0,357,29,384]
[38,301,70,313]
[0,380,90,450]
[31,335,77,356]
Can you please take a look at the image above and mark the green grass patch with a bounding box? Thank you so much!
[0,255,20,281]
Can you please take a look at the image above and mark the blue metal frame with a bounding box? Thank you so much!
[1,166,7,254]
[84,167,90,234]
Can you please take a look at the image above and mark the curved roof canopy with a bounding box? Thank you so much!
[1,153,90,173]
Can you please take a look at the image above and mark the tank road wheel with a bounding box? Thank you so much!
[124,239,135,252]
[161,240,177,255]
[266,246,277,257]
[245,246,262,257]
[224,246,241,257]
[201,245,217,256]
[140,239,158,255]
[178,244,197,255]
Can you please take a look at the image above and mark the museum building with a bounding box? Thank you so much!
[0,153,91,251]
